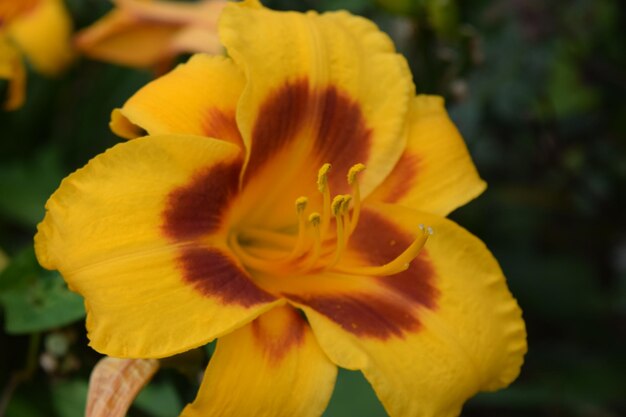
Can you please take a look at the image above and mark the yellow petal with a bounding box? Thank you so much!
[86,357,159,417]
[75,0,225,69]
[219,1,414,222]
[368,95,487,216]
[180,306,337,417]
[0,35,26,110]
[35,134,281,358]
[110,54,244,146]
[75,7,179,69]
[168,26,222,58]
[294,204,526,417]
[6,0,73,75]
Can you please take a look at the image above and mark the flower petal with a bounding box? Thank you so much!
[75,6,179,69]
[86,357,159,417]
[180,305,337,417]
[291,204,526,417]
[75,0,225,70]
[219,0,413,201]
[368,95,487,216]
[0,35,26,110]
[110,54,244,147]
[7,0,73,75]
[35,135,280,358]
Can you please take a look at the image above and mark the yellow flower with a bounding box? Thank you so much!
[75,0,225,71]
[0,0,73,110]
[35,1,527,416]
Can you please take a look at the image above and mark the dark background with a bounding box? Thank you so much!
[1,0,625,416]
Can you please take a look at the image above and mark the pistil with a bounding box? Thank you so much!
[317,163,332,240]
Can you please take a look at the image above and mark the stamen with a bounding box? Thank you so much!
[295,196,308,212]
[317,163,332,239]
[301,212,322,270]
[347,163,365,235]
[331,194,345,217]
[341,195,352,214]
[326,195,347,267]
[287,196,309,258]
[347,163,365,185]
[335,226,432,276]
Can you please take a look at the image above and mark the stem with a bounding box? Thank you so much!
[0,332,41,417]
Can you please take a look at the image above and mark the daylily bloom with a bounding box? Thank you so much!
[35,1,527,416]
[0,0,73,110]
[75,0,225,71]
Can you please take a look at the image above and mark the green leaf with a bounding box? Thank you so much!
[51,379,89,417]
[317,0,373,13]
[0,247,85,333]
[134,378,184,417]
[0,148,64,228]
[323,369,387,417]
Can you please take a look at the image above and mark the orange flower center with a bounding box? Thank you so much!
[229,163,432,277]
[0,0,39,26]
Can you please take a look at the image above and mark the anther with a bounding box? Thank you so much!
[347,163,365,235]
[331,195,345,217]
[295,196,308,212]
[317,163,331,192]
[288,196,310,259]
[326,195,348,268]
[341,195,352,214]
[301,212,322,270]
[317,163,332,239]
[347,163,365,185]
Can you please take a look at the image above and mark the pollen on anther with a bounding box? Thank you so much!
[341,195,352,213]
[309,212,321,225]
[347,163,366,185]
[317,163,332,192]
[295,196,308,212]
[331,195,345,216]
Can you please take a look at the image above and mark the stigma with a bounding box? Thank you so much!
[229,163,431,277]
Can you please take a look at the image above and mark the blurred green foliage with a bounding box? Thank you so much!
[1,0,625,416]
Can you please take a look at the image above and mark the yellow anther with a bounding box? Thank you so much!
[317,163,332,192]
[347,163,365,185]
[287,196,311,259]
[347,165,365,236]
[308,212,321,225]
[301,212,322,270]
[317,163,332,240]
[331,195,345,216]
[341,195,352,214]
[295,196,308,212]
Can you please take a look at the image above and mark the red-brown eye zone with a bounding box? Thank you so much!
[245,78,372,194]
[251,307,307,364]
[162,159,242,240]
[286,209,438,340]
[178,246,276,306]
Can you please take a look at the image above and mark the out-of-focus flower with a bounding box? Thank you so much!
[36,1,527,416]
[86,357,159,417]
[75,0,226,72]
[0,0,74,110]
